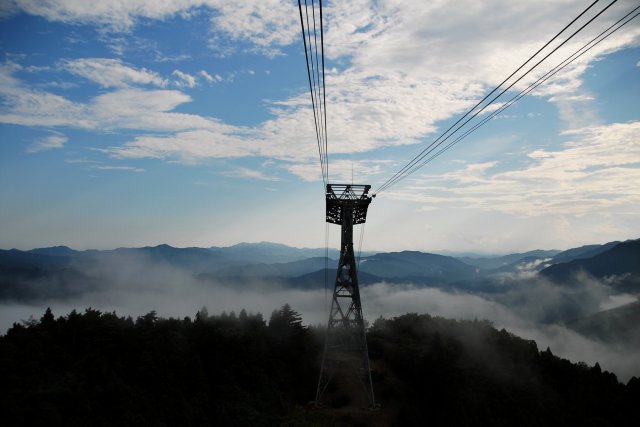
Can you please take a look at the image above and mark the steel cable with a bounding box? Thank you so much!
[391,5,640,189]
[375,0,619,194]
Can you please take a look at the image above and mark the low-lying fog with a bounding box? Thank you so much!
[1,253,638,382]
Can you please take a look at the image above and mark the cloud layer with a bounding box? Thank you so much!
[2,1,639,168]
[1,253,637,381]
[1,0,639,252]
[391,121,640,217]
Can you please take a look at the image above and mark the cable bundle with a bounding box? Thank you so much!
[375,0,639,195]
[298,0,329,187]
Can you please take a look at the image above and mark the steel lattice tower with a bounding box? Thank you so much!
[315,184,376,408]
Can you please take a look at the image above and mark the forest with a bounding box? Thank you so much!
[1,306,639,426]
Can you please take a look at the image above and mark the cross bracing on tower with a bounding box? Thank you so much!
[296,0,640,413]
[316,184,377,408]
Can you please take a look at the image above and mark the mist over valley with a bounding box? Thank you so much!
[2,238,639,382]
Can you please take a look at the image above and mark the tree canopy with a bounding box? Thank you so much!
[1,307,638,426]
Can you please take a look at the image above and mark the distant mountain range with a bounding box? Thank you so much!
[540,240,640,291]
[1,238,638,302]
[457,249,560,270]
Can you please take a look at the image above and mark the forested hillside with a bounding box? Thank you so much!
[1,307,638,426]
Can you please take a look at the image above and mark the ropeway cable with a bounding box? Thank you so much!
[386,4,640,189]
[375,0,619,194]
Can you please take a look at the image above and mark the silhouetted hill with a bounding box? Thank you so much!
[458,249,559,270]
[284,268,386,288]
[110,244,232,272]
[540,240,640,290]
[215,257,335,279]
[486,255,554,275]
[2,239,639,303]
[0,250,88,301]
[551,241,621,264]
[28,246,79,257]
[1,307,638,426]
[0,249,71,270]
[359,251,478,282]
[210,242,341,264]
[3,243,338,275]
[565,300,640,345]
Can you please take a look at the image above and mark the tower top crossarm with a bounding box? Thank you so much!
[325,184,373,225]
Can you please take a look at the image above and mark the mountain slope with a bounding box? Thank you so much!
[214,257,335,279]
[458,249,560,270]
[2,308,638,426]
[540,240,640,289]
[565,300,640,345]
[28,246,79,257]
[359,251,478,282]
[209,242,341,264]
[2,239,638,302]
[551,241,621,265]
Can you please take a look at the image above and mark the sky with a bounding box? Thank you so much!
[0,0,639,254]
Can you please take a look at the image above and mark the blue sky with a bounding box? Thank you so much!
[0,0,639,253]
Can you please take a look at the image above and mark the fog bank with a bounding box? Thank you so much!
[1,254,638,381]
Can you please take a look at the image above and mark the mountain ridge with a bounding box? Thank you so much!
[1,238,638,303]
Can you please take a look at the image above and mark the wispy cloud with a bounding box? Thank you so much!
[5,0,201,32]
[197,70,226,84]
[63,58,167,88]
[0,64,214,132]
[208,1,299,57]
[2,2,639,181]
[286,159,392,182]
[91,165,145,173]
[223,167,279,181]
[391,121,640,217]
[26,134,67,153]
[172,69,197,88]
[7,0,300,54]
[65,158,101,164]
[154,52,191,63]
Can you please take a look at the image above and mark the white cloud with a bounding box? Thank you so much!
[91,165,145,173]
[65,158,100,164]
[223,167,279,181]
[26,134,67,153]
[172,69,197,88]
[155,53,191,63]
[549,91,600,130]
[328,0,640,90]
[7,0,300,54]
[24,65,52,73]
[208,1,298,56]
[63,58,167,88]
[286,159,391,182]
[4,0,205,31]
[199,70,214,83]
[2,2,639,180]
[89,89,200,130]
[0,62,91,128]
[390,121,640,217]
[108,128,265,163]
[0,64,217,132]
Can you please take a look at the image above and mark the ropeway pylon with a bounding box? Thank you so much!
[315,184,376,408]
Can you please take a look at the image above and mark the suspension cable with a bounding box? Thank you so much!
[357,223,366,270]
[390,4,640,189]
[375,0,619,194]
[298,0,329,187]
[320,0,328,181]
